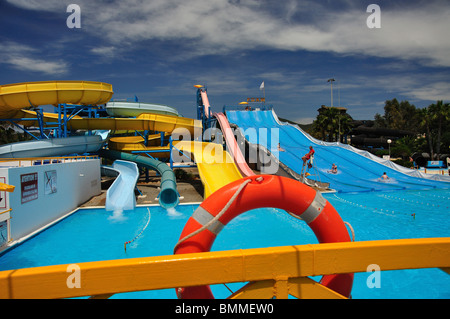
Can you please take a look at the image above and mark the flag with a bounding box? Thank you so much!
[260,81,264,90]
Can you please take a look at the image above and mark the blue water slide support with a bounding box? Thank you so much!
[99,149,180,209]
[34,108,48,139]
[196,87,204,121]
[196,85,213,132]
[63,103,68,137]
[160,131,165,146]
[169,137,173,169]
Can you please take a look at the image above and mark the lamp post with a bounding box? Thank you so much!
[327,78,335,107]
[338,115,341,143]
[387,139,392,159]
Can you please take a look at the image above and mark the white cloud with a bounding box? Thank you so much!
[402,82,450,102]
[90,46,118,59]
[7,56,68,74]
[6,0,65,11]
[7,0,450,67]
[0,42,68,75]
[293,117,315,125]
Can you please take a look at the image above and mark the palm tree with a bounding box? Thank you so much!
[313,107,339,141]
[418,107,434,159]
[312,107,352,142]
[337,113,353,143]
[429,100,450,159]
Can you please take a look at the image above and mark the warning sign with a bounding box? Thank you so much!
[21,173,38,204]
[45,170,57,195]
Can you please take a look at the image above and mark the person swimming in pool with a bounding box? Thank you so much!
[381,172,389,180]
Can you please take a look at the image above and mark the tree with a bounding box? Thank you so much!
[374,98,421,133]
[428,100,450,158]
[417,101,450,160]
[312,107,353,142]
[418,107,435,159]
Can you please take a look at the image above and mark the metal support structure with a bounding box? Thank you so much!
[196,85,215,135]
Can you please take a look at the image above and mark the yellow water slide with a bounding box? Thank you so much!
[0,81,238,197]
[107,138,244,196]
[109,135,171,158]
[17,110,201,135]
[0,81,113,118]
[174,141,243,198]
[0,81,201,135]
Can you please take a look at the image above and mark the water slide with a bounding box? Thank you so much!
[0,135,105,158]
[107,135,171,158]
[106,101,179,117]
[195,87,254,177]
[15,109,201,135]
[0,81,188,209]
[174,141,243,198]
[0,81,200,136]
[226,110,450,193]
[99,149,180,209]
[213,112,255,177]
[105,160,139,212]
[200,90,210,118]
[0,81,113,118]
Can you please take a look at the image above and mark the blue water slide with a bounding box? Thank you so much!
[105,160,139,212]
[226,110,449,193]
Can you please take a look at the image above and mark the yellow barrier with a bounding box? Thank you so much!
[0,155,99,167]
[0,237,448,299]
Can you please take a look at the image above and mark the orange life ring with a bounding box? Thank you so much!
[174,174,354,298]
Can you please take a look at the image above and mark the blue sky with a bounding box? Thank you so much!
[1,0,450,124]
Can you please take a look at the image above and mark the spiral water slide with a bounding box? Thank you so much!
[0,81,113,118]
[0,81,201,157]
[0,81,193,209]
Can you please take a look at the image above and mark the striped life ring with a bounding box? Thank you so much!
[174,175,354,298]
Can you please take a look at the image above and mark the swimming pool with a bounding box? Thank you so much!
[0,188,449,299]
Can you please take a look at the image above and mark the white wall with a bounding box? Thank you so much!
[3,159,101,242]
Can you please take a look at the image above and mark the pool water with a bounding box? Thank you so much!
[0,189,449,299]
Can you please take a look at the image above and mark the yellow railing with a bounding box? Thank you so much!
[0,155,99,167]
[0,208,12,216]
[0,237,448,299]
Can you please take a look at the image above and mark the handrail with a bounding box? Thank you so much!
[0,208,12,216]
[0,237,448,299]
[0,155,99,167]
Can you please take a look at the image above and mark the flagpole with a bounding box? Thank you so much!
[260,81,265,107]
[263,86,265,104]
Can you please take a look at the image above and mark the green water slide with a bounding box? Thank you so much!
[99,149,179,209]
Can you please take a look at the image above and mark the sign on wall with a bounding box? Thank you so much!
[45,170,57,195]
[0,177,6,210]
[21,173,38,204]
[0,220,8,247]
